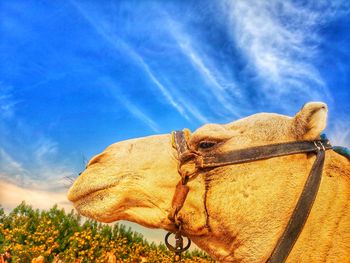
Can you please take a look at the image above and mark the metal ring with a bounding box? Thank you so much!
[165,232,191,253]
[314,141,325,151]
[313,141,321,151]
[319,141,325,151]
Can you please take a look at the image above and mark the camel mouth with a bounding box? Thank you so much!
[69,187,105,203]
[73,189,107,209]
[71,186,121,215]
[69,183,139,224]
[68,181,119,204]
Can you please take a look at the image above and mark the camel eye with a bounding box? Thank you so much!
[198,141,216,149]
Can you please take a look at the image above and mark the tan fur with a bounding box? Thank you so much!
[68,102,350,262]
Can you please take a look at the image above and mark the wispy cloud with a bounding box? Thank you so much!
[114,92,160,133]
[0,148,27,177]
[100,77,160,132]
[132,53,210,123]
[34,138,59,161]
[0,146,74,191]
[0,83,73,192]
[167,20,242,118]
[69,0,349,125]
[327,119,350,148]
[70,1,208,124]
[120,99,161,133]
[222,0,342,105]
[0,180,72,212]
[121,47,192,122]
[0,83,18,119]
[118,43,213,124]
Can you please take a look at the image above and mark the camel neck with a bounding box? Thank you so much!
[287,154,350,261]
[188,153,350,262]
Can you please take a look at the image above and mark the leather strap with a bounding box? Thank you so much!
[173,130,190,158]
[267,149,325,262]
[168,131,195,225]
[201,140,332,168]
[168,181,189,224]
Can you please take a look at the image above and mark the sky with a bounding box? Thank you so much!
[1,0,350,243]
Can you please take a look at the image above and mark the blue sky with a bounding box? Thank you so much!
[0,0,349,226]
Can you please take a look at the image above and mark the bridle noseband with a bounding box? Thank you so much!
[165,130,332,262]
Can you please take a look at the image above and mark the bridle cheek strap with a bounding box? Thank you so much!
[168,182,189,225]
[168,130,332,263]
[267,147,326,262]
[166,130,194,261]
[168,130,197,224]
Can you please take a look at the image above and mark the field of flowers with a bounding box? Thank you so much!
[0,202,214,262]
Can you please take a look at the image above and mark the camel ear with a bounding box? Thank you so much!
[293,102,328,140]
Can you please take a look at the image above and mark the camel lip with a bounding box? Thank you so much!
[68,188,102,204]
[68,182,118,203]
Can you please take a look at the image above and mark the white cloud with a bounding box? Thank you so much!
[0,148,27,177]
[115,94,161,133]
[34,138,59,161]
[0,82,76,193]
[123,48,192,122]
[131,53,210,123]
[0,144,75,192]
[327,120,350,148]
[0,180,72,212]
[0,83,18,119]
[167,19,242,119]
[222,0,337,103]
[70,1,207,124]
[100,78,161,132]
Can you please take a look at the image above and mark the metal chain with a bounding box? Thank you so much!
[165,225,191,262]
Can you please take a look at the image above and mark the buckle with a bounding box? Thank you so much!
[313,141,325,151]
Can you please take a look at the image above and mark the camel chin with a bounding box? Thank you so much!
[70,186,122,223]
[71,185,169,228]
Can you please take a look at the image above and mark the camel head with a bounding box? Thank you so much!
[68,102,350,261]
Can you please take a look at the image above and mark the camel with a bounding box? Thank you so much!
[68,102,350,262]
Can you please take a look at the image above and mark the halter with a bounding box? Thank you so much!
[165,130,332,262]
